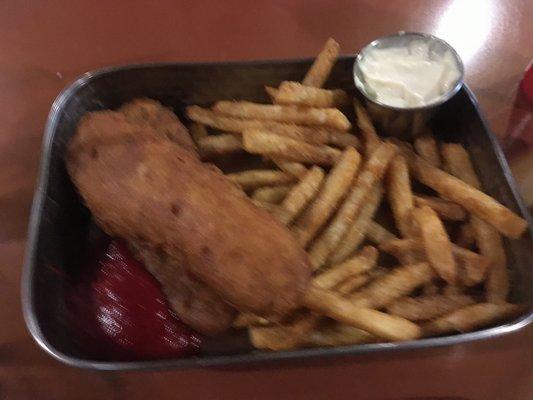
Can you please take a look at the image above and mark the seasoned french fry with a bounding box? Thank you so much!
[213,101,351,130]
[354,99,381,155]
[327,185,383,265]
[387,155,415,237]
[302,37,340,87]
[303,285,422,341]
[414,133,441,167]
[243,130,342,166]
[414,195,467,221]
[441,143,509,303]
[189,122,208,143]
[271,159,308,180]
[313,246,377,287]
[293,147,361,247]
[251,199,277,211]
[309,142,397,268]
[187,106,358,147]
[387,294,476,321]
[196,134,243,156]
[335,274,370,295]
[422,303,523,336]
[349,262,434,309]
[232,312,270,328]
[273,166,325,225]
[366,221,398,244]
[302,324,377,347]
[272,81,349,108]
[403,149,527,239]
[227,169,296,190]
[252,185,293,204]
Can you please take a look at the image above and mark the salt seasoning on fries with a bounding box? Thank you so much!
[309,142,397,268]
[302,37,340,87]
[327,185,383,265]
[273,166,325,225]
[243,130,342,166]
[293,147,361,246]
[441,143,510,303]
[213,101,351,130]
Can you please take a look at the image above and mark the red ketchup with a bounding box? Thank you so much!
[67,239,202,360]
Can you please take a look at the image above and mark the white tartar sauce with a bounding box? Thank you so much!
[359,41,460,108]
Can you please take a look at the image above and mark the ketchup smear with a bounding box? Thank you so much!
[66,239,202,360]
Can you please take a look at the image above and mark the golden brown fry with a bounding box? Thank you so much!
[413,195,467,221]
[327,185,383,265]
[404,149,527,239]
[313,246,377,287]
[309,142,397,268]
[349,262,434,309]
[232,312,270,328]
[243,130,342,166]
[273,166,325,225]
[366,221,398,244]
[213,101,351,130]
[354,99,381,155]
[264,86,279,101]
[422,303,523,336]
[441,143,509,303]
[414,133,441,167]
[227,169,296,190]
[252,185,293,204]
[187,106,358,147]
[251,199,277,211]
[302,324,377,347]
[302,37,340,87]
[335,274,370,295]
[413,205,456,284]
[271,158,308,179]
[189,122,208,143]
[273,81,349,108]
[303,285,422,341]
[387,294,476,321]
[196,134,243,157]
[387,155,415,237]
[293,147,361,247]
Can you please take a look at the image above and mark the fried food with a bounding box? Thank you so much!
[243,130,342,166]
[67,122,312,318]
[227,169,296,190]
[413,133,441,167]
[302,324,377,347]
[413,206,457,284]
[386,155,415,237]
[272,81,349,107]
[441,143,509,303]
[252,185,293,204]
[197,134,243,157]
[413,195,467,221]
[119,98,197,153]
[273,166,325,225]
[366,221,398,244]
[293,147,361,247]
[129,243,236,335]
[302,38,340,87]
[189,122,209,143]
[354,99,381,155]
[271,158,308,178]
[386,294,476,321]
[213,101,351,130]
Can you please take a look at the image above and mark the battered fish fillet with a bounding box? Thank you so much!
[119,98,197,153]
[67,110,312,320]
[129,242,236,335]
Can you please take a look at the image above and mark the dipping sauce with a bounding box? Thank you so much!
[66,239,202,360]
[358,40,461,108]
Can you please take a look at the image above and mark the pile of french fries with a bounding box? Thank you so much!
[186,38,528,351]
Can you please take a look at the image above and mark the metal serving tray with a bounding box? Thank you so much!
[22,58,533,370]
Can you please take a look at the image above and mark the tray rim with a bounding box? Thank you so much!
[22,58,533,371]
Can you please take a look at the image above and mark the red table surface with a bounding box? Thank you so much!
[0,1,531,399]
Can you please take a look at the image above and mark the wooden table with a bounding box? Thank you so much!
[0,1,531,399]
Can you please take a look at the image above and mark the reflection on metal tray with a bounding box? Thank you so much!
[22,58,533,371]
